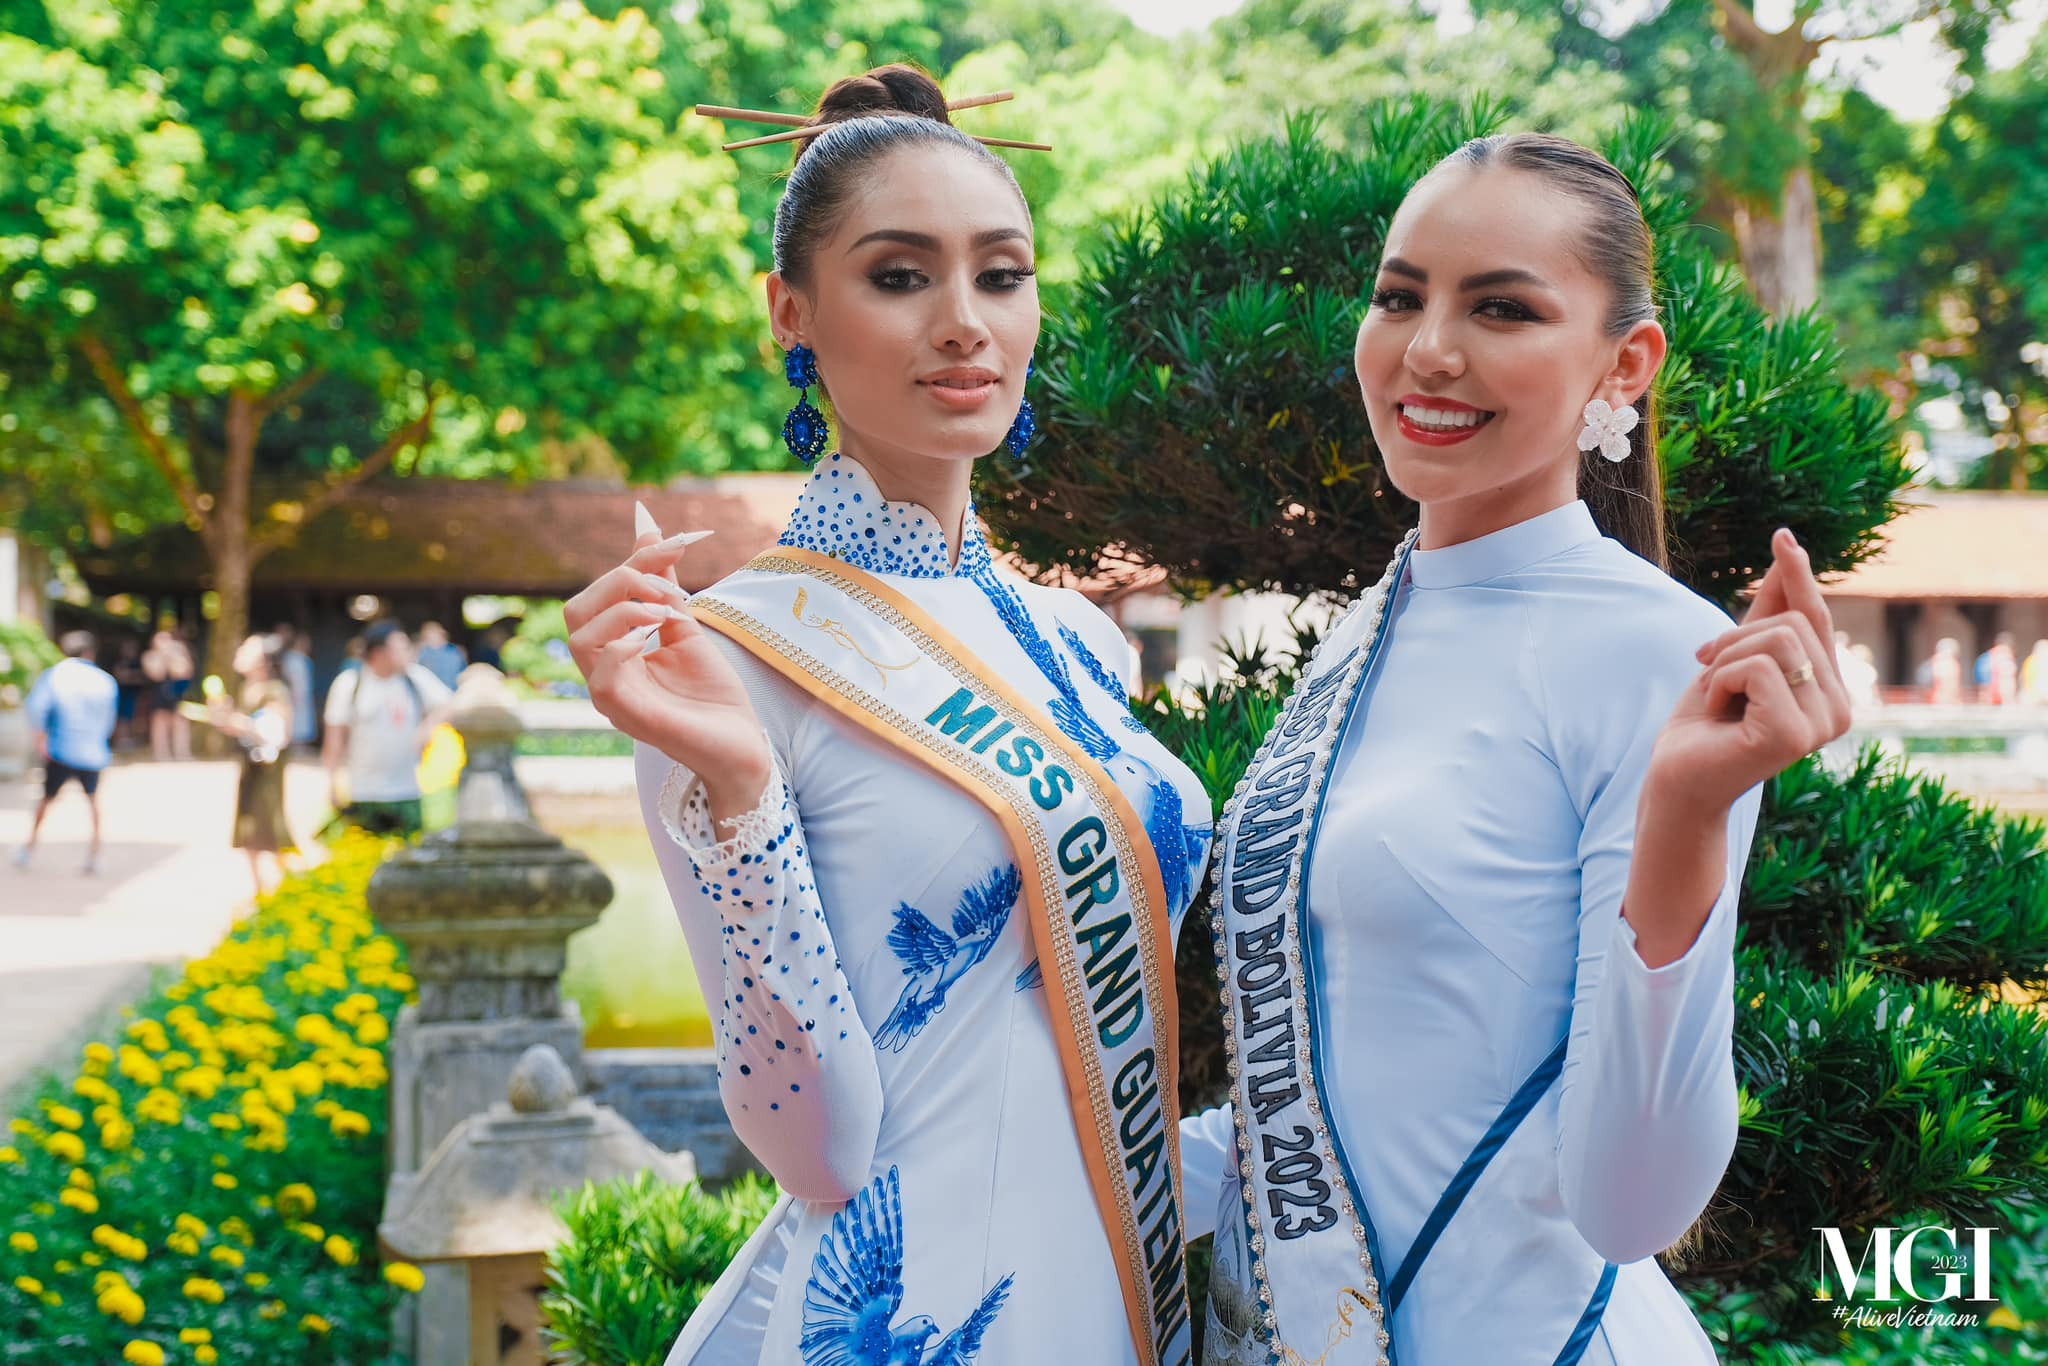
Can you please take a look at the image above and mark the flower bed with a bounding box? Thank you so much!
[1,833,423,1363]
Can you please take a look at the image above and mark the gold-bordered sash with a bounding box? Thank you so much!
[697,547,1193,1366]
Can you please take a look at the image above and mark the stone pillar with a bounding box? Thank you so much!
[370,679,614,1364]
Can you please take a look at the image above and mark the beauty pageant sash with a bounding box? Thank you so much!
[1201,534,1414,1366]
[695,548,1194,1366]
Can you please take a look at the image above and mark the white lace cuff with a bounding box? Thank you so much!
[658,762,789,874]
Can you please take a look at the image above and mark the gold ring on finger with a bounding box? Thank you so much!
[1783,663,1816,687]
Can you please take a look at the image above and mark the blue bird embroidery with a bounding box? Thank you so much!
[802,1166,1015,1366]
[874,865,1021,1052]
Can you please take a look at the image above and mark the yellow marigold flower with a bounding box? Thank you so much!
[355,1014,390,1045]
[96,1284,144,1324]
[14,1276,43,1296]
[94,1270,126,1293]
[221,1217,254,1245]
[59,1187,98,1213]
[174,1213,207,1239]
[117,1050,162,1088]
[313,1100,340,1119]
[100,1119,135,1152]
[53,1260,75,1274]
[294,1221,325,1243]
[207,1114,243,1132]
[195,1348,217,1364]
[324,1234,357,1267]
[83,1042,113,1065]
[135,1089,182,1126]
[0,1146,20,1163]
[83,1255,107,1272]
[258,1298,286,1320]
[179,1328,212,1344]
[160,1050,193,1071]
[211,1173,237,1190]
[330,1109,371,1138]
[45,1132,85,1165]
[208,1245,243,1269]
[43,1104,84,1131]
[73,1076,117,1105]
[39,1290,61,1307]
[389,972,416,993]
[121,1341,164,1366]
[174,1067,223,1100]
[10,1118,38,1135]
[181,1277,225,1304]
[276,1182,317,1217]
[300,1313,332,1335]
[166,1232,199,1257]
[383,1261,427,1293]
[245,1271,269,1288]
[69,1167,94,1191]
[9,1231,36,1253]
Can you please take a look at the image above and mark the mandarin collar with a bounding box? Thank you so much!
[776,453,994,579]
[1407,500,1601,590]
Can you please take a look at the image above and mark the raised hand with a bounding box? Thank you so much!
[563,506,773,812]
[1648,528,1854,818]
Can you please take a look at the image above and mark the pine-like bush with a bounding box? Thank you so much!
[980,103,1908,608]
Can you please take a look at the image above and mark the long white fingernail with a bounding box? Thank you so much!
[635,500,660,540]
[655,528,716,552]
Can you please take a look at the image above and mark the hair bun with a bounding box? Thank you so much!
[812,64,951,129]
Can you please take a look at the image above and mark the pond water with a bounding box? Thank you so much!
[553,820,712,1049]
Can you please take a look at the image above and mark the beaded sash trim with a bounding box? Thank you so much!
[1202,532,1415,1366]
[694,549,1192,1366]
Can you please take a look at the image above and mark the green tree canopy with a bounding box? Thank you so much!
[0,0,760,677]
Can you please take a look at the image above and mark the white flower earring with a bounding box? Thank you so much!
[1578,397,1639,463]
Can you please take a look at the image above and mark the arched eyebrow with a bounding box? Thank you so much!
[1379,257,1553,292]
[846,227,1033,253]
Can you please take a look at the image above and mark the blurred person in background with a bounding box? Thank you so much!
[209,632,297,896]
[274,624,318,749]
[321,619,452,835]
[2023,639,2048,705]
[415,619,467,690]
[142,626,195,759]
[1928,637,1965,705]
[16,631,119,874]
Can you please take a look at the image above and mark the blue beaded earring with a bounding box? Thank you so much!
[782,343,829,464]
[1003,359,1037,457]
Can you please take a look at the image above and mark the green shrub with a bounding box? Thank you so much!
[541,1171,780,1366]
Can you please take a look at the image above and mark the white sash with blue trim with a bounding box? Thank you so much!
[1203,532,1613,1366]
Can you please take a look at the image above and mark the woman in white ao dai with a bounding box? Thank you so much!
[1182,134,1854,1366]
[567,69,1212,1366]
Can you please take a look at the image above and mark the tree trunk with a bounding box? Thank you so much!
[195,394,262,753]
[1733,162,1823,317]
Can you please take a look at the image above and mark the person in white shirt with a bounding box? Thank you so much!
[566,66,1213,1366]
[321,619,452,835]
[1181,133,1854,1366]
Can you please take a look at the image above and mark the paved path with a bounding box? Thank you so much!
[0,756,330,1105]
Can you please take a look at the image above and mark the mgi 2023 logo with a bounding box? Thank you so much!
[1813,1225,1998,1330]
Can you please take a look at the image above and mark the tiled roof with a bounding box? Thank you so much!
[70,474,1154,600]
[1822,491,2048,600]
[74,476,810,596]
